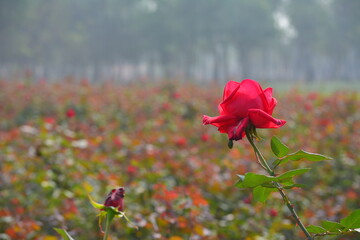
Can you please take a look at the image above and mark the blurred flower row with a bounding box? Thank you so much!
[0,79,359,239]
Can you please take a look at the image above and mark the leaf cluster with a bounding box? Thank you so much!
[236,136,331,203]
[306,209,360,237]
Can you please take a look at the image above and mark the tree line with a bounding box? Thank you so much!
[0,0,359,82]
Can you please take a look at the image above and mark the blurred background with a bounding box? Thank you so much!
[1,0,360,84]
[1,1,360,240]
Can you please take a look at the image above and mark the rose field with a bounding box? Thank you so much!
[0,78,359,240]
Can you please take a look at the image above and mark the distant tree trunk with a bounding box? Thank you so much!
[296,45,315,82]
[212,44,221,83]
[238,47,251,79]
[303,49,315,82]
[222,44,229,82]
[184,48,195,81]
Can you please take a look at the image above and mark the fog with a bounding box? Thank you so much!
[1,0,360,83]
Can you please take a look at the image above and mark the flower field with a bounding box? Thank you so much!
[0,78,359,240]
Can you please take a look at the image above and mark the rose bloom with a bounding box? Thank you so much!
[203,79,286,141]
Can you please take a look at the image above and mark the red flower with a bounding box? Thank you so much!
[203,79,286,141]
[66,108,76,118]
[44,117,56,125]
[104,187,125,211]
[127,165,138,175]
[113,136,122,147]
[174,137,187,146]
[269,208,278,217]
[201,133,209,141]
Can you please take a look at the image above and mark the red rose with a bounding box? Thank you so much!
[203,79,286,141]
[104,187,125,212]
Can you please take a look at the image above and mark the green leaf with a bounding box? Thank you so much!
[88,194,105,210]
[260,183,277,188]
[235,175,245,188]
[242,173,275,188]
[340,209,360,230]
[252,186,274,203]
[275,168,311,182]
[271,136,289,158]
[321,220,345,232]
[284,150,332,162]
[305,225,327,234]
[54,228,76,240]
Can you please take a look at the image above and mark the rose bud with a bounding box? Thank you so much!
[104,187,125,212]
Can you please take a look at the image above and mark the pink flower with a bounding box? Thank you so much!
[203,79,286,141]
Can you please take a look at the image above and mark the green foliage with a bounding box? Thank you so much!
[283,150,332,162]
[306,209,360,237]
[340,209,360,230]
[236,173,274,188]
[271,136,332,168]
[235,169,310,203]
[236,169,310,189]
[252,186,275,203]
[271,136,289,158]
[321,221,344,232]
[88,195,105,210]
[305,225,327,234]
[276,168,311,182]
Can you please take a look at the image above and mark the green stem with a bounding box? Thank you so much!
[245,129,313,240]
[103,213,114,240]
[245,130,273,175]
[276,183,313,240]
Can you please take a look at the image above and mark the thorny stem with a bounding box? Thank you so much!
[245,129,314,240]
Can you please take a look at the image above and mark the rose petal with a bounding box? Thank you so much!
[222,81,241,101]
[232,117,249,140]
[263,87,277,114]
[202,114,237,127]
[220,80,265,117]
[248,109,286,128]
